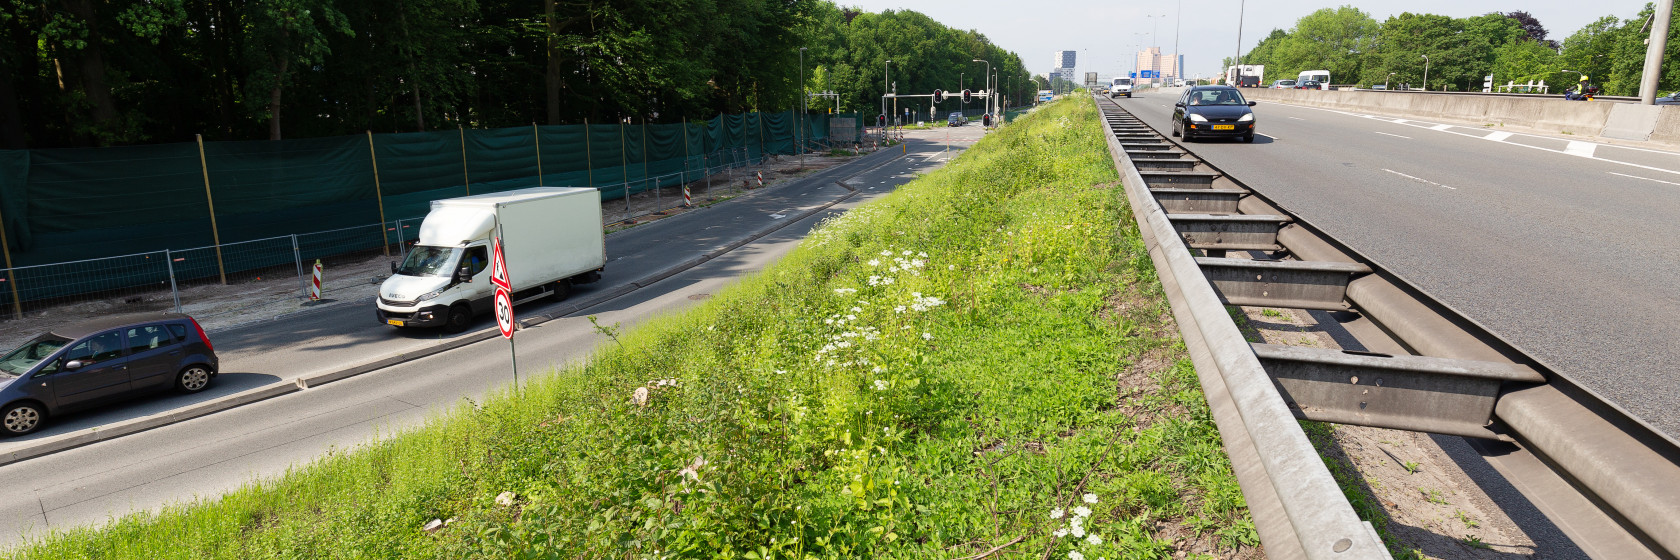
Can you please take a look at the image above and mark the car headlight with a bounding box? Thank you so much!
[1238,113,1254,122]
[1189,113,1208,123]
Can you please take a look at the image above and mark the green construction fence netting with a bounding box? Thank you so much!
[0,111,863,307]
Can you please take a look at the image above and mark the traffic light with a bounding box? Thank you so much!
[933,89,944,103]
[962,89,972,103]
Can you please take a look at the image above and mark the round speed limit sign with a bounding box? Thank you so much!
[494,287,515,339]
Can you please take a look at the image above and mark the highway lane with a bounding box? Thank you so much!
[1115,90,1680,440]
[0,124,988,547]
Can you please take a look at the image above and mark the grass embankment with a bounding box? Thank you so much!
[18,98,1254,559]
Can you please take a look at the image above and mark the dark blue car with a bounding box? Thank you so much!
[1172,85,1258,143]
[0,313,218,436]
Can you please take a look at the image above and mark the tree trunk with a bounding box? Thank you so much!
[269,58,288,140]
[59,0,117,133]
[0,58,24,149]
[398,8,425,131]
[545,0,560,125]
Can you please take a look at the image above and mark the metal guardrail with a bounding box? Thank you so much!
[1093,94,1680,559]
[1330,88,1639,103]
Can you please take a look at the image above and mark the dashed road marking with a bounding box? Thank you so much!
[1484,131,1513,142]
[1607,171,1680,186]
[1383,168,1457,189]
[1564,141,1598,158]
[1287,116,1304,120]
[1429,124,1453,131]
[1374,131,1412,139]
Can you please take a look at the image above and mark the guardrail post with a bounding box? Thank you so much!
[165,249,181,314]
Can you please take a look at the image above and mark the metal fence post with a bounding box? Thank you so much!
[292,234,307,299]
[642,117,654,203]
[165,249,181,314]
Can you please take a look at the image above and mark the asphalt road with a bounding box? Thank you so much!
[1114,89,1680,440]
[0,123,989,547]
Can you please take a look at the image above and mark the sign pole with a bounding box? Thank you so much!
[492,230,518,392]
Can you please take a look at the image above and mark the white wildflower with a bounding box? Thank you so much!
[868,259,880,266]
[851,306,862,312]
[1082,493,1099,504]
[882,277,895,285]
[825,318,834,325]
[632,386,649,407]
[919,252,928,258]
[1073,506,1091,518]
[873,380,888,391]
[1053,528,1070,538]
[834,288,857,295]
[902,250,912,256]
[1050,508,1065,519]
[1067,551,1084,560]
[948,264,955,270]
[1085,534,1102,546]
[880,250,892,256]
[894,305,906,313]
[1071,525,1085,538]
[922,332,933,340]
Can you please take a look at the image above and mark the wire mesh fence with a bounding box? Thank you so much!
[0,144,801,328]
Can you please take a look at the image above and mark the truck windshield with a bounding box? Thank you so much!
[0,333,70,376]
[396,246,460,277]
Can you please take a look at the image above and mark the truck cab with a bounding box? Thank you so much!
[376,187,604,332]
[1110,77,1133,98]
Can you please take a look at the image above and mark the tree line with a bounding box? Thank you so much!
[0,1,1028,149]
[1226,5,1680,95]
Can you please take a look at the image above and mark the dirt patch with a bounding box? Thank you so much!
[0,150,874,349]
[1155,517,1265,559]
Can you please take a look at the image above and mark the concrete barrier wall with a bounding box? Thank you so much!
[1238,88,1675,143]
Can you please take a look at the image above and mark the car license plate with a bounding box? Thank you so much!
[1213,125,1236,130]
[386,319,404,326]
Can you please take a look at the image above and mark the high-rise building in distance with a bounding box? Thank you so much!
[1133,47,1180,84]
[1052,50,1077,70]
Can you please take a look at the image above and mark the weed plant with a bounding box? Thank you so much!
[16,98,1251,559]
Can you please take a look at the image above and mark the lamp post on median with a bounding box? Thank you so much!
[1233,0,1247,86]
[972,58,991,127]
[1385,72,1396,90]
[798,47,806,164]
[884,59,893,129]
[1421,54,1430,91]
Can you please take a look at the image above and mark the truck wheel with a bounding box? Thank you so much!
[548,279,573,302]
[444,303,472,333]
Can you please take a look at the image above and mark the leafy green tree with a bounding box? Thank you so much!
[1272,6,1378,85]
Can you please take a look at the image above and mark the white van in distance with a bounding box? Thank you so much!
[376,187,605,332]
[1110,77,1133,98]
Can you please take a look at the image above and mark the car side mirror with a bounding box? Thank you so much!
[1174,102,1185,108]
[1248,101,1258,106]
[63,360,86,371]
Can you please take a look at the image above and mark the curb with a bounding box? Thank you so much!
[0,166,883,466]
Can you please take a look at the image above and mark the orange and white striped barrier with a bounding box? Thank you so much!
[683,184,692,207]
[755,172,764,187]
[310,260,323,300]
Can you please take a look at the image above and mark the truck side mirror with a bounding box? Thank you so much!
[390,262,398,274]
[456,265,472,283]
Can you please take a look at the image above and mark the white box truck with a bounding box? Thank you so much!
[1110,77,1133,98]
[376,186,605,332]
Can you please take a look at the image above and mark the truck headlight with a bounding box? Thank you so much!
[1189,113,1208,123]
[416,287,448,302]
[1238,113,1254,122]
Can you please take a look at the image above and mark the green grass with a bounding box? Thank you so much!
[14,97,1251,559]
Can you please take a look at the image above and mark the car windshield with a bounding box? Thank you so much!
[1189,89,1248,106]
[0,333,71,376]
[396,246,460,277]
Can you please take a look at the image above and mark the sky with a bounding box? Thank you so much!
[837,1,1650,81]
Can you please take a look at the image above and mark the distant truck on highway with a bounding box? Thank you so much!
[1110,77,1134,98]
[1224,65,1264,87]
[376,187,605,332]
[1297,70,1330,90]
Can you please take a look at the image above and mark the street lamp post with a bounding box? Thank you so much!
[1385,72,1396,90]
[1421,54,1430,91]
[1172,0,1182,84]
[883,60,893,129]
[972,58,991,127]
[1234,0,1246,86]
[798,47,806,162]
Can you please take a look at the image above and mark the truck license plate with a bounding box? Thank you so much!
[386,319,404,326]
[1213,125,1236,130]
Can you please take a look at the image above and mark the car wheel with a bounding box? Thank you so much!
[548,279,573,302]
[1182,128,1194,142]
[1243,132,1255,143]
[444,303,472,333]
[176,365,213,393]
[1170,125,1180,137]
[1,402,45,437]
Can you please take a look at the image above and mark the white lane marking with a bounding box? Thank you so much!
[1607,171,1680,186]
[1282,104,1680,176]
[1484,131,1513,142]
[1430,124,1453,131]
[770,213,787,219]
[1374,131,1412,139]
[1260,134,1280,141]
[1394,119,1409,124]
[1564,141,1598,158]
[1287,116,1304,120]
[1383,168,1457,189]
